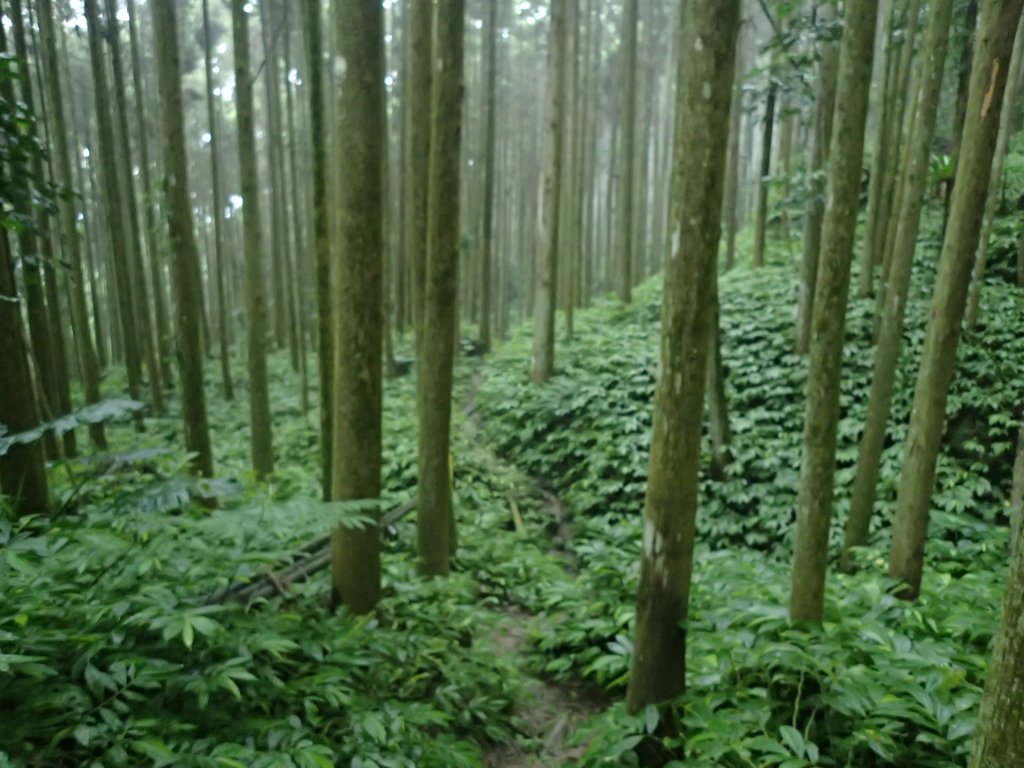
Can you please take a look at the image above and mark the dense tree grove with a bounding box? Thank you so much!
[0,0,1022,765]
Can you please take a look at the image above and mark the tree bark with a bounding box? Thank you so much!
[964,13,1024,331]
[478,0,497,352]
[752,82,776,269]
[330,0,385,614]
[417,0,464,577]
[84,0,146,414]
[231,0,274,478]
[202,0,235,403]
[152,0,214,479]
[36,0,106,449]
[617,0,639,303]
[968,527,1024,768]
[0,224,49,513]
[530,0,567,384]
[842,0,954,570]
[795,0,840,354]
[888,0,1024,600]
[303,0,331,499]
[625,0,740,713]
[789,0,879,624]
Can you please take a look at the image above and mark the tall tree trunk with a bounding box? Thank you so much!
[842,0,954,570]
[706,270,732,481]
[405,0,432,362]
[795,0,840,354]
[126,0,173,391]
[722,48,744,274]
[1011,425,1024,551]
[303,0,331,499]
[331,0,385,614]
[417,0,464,577]
[0,226,50,514]
[36,0,106,449]
[2,0,59,458]
[231,0,274,478]
[152,0,214,478]
[625,0,740,714]
[84,0,146,417]
[968,527,1024,768]
[789,0,879,624]
[104,0,165,415]
[478,0,497,352]
[617,0,638,304]
[202,0,234,402]
[530,0,567,384]
[888,0,1024,600]
[964,14,1024,331]
[752,82,776,269]
[860,1,898,297]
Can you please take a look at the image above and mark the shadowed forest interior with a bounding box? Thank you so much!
[1,0,1023,765]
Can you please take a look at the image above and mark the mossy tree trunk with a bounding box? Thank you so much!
[152,0,214,478]
[330,0,385,614]
[417,0,465,577]
[0,225,50,514]
[84,0,145,415]
[302,0,331,499]
[616,0,638,304]
[795,0,839,354]
[36,0,106,450]
[968,528,1024,768]
[530,0,567,384]
[842,0,954,570]
[231,0,274,478]
[752,80,775,269]
[625,0,740,713]
[202,0,234,403]
[104,0,165,416]
[789,0,879,624]
[964,13,1024,332]
[406,0,433,360]
[888,0,1024,600]
[1011,425,1023,551]
[478,0,497,352]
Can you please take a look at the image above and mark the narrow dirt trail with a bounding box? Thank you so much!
[460,370,607,767]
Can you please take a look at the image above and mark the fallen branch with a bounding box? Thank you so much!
[212,498,416,605]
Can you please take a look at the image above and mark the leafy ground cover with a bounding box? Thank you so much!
[2,211,1022,766]
[476,214,1023,766]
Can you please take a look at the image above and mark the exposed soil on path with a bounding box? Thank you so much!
[462,370,608,767]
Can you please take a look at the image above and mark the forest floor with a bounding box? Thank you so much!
[463,372,608,766]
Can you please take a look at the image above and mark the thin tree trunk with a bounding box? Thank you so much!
[965,15,1024,331]
[152,0,214,478]
[202,0,234,402]
[530,0,567,384]
[417,0,464,577]
[84,0,146,417]
[752,82,776,268]
[406,0,432,361]
[789,0,879,624]
[303,0,330,499]
[104,0,165,415]
[330,0,385,614]
[231,0,274,478]
[842,0,954,570]
[126,0,173,390]
[888,0,1024,600]
[478,0,497,352]
[795,0,840,354]
[37,0,105,449]
[0,226,50,515]
[967,526,1024,768]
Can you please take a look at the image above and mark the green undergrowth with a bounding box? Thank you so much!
[476,212,1023,765]
[0,359,578,767]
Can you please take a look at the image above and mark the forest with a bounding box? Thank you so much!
[0,0,1023,765]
